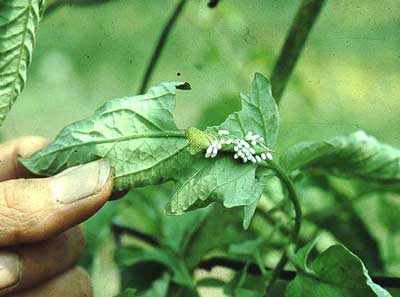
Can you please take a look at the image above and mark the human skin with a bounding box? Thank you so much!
[0,136,114,296]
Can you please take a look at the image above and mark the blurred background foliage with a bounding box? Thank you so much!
[3,0,400,296]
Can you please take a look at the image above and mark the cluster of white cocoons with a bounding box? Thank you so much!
[205,129,273,163]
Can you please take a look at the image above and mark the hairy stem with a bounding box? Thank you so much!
[263,161,302,293]
[138,0,188,94]
[271,0,326,102]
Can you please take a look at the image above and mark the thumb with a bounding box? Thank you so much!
[0,160,113,246]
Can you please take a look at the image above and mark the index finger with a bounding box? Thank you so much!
[0,136,49,181]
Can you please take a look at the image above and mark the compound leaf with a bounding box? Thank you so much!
[20,82,192,190]
[281,131,400,183]
[286,244,391,297]
[0,0,44,125]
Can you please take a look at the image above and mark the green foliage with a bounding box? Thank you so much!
[183,204,250,269]
[303,176,384,272]
[165,73,279,227]
[377,194,400,234]
[21,73,279,229]
[2,0,400,296]
[113,185,248,291]
[115,246,193,287]
[0,0,44,125]
[286,243,392,297]
[138,273,170,297]
[281,131,400,183]
[166,157,263,226]
[18,71,400,296]
[234,288,264,297]
[224,266,267,297]
[116,288,136,297]
[20,82,192,190]
[207,72,280,147]
[288,237,318,273]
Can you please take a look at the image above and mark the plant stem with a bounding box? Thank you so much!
[263,161,302,293]
[138,0,188,94]
[271,0,326,103]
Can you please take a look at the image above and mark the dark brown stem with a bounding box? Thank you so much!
[271,0,326,102]
[138,0,187,94]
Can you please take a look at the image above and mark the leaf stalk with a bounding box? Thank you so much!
[263,160,302,293]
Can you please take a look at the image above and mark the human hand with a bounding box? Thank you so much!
[0,136,113,296]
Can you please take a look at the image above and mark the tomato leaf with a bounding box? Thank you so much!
[0,0,44,125]
[20,82,192,190]
[281,131,400,183]
[286,244,392,297]
[165,157,262,228]
[208,72,279,147]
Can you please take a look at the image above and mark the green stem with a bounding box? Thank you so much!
[263,160,302,293]
[271,0,327,103]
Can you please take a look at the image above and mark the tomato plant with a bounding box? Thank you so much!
[1,1,399,296]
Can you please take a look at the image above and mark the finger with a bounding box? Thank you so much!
[0,159,113,246]
[0,227,85,295]
[6,267,92,297]
[0,136,49,181]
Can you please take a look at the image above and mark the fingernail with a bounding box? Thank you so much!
[51,160,111,204]
[0,252,20,290]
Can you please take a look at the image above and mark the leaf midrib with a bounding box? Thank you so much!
[27,131,187,161]
[7,0,33,100]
